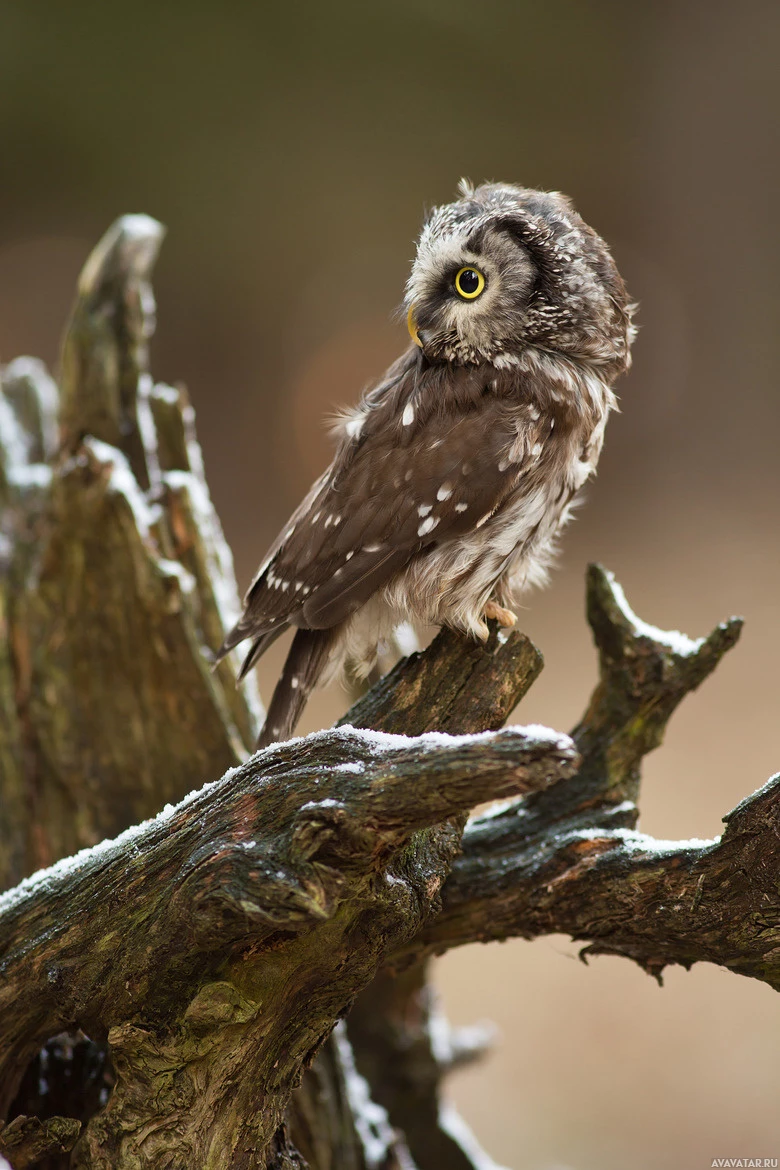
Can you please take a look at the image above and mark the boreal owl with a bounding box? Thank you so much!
[218,181,635,746]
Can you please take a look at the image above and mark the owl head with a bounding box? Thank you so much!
[405,180,635,375]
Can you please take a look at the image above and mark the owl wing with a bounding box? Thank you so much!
[220,361,544,654]
[291,404,528,629]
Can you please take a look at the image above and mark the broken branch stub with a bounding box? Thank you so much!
[58,215,164,487]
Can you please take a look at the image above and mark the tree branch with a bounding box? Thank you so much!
[398,567,755,987]
[0,721,575,1160]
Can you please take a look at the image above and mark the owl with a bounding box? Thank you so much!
[218,181,635,747]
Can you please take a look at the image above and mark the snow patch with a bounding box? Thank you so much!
[0,763,242,919]
[609,576,703,656]
[82,438,161,537]
[439,1103,510,1170]
[163,469,243,628]
[8,464,52,491]
[332,1022,397,1167]
[262,722,572,761]
[569,827,718,853]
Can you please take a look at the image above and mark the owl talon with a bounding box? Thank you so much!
[484,601,518,628]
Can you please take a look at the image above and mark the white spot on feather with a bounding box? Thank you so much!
[418,516,439,537]
[492,351,520,370]
[455,502,468,513]
[418,503,432,517]
[402,402,415,426]
[436,484,452,501]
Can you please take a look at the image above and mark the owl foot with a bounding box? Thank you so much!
[474,620,490,642]
[484,601,518,628]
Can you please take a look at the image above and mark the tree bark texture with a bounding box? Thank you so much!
[0,217,771,1170]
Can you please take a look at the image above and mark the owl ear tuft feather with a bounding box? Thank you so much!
[457,177,476,200]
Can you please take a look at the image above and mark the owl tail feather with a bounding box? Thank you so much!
[256,626,337,749]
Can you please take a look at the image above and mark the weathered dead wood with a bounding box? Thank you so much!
[343,620,543,738]
[0,213,775,1170]
[0,216,261,892]
[339,622,541,1170]
[405,566,752,978]
[0,1114,81,1170]
[0,722,576,1162]
[339,567,746,1169]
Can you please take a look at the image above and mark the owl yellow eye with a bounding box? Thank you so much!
[454,266,485,300]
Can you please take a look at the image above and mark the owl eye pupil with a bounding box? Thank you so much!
[459,269,479,293]
[454,266,485,299]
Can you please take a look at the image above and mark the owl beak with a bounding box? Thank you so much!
[407,304,423,348]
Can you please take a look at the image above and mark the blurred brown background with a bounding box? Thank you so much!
[1,0,779,1165]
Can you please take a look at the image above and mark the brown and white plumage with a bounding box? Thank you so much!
[218,181,635,746]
